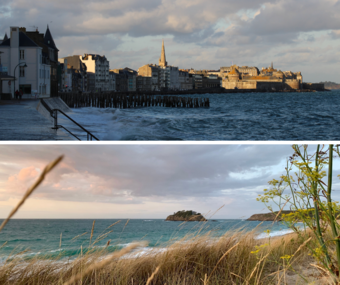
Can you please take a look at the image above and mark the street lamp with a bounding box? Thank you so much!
[13,62,27,99]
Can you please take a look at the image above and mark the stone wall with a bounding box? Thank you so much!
[285,80,300,90]
[303,83,325,91]
[222,80,256,89]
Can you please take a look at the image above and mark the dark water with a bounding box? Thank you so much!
[62,90,340,141]
[0,219,290,261]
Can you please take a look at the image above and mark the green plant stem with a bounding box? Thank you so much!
[286,161,297,206]
[327,145,340,273]
[313,145,332,266]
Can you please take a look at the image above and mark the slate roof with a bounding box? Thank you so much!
[44,25,58,50]
[0,32,39,47]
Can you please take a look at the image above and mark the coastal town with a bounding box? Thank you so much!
[0,26,325,99]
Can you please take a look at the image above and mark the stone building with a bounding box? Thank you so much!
[0,26,56,98]
[137,75,152,91]
[109,71,116,91]
[59,56,87,92]
[80,54,110,92]
[169,66,180,90]
[183,69,220,89]
[220,66,259,77]
[112,68,137,92]
[221,64,303,91]
[138,64,159,91]
[202,74,220,88]
[87,72,95,92]
[179,70,192,90]
[24,26,59,96]
[138,40,180,91]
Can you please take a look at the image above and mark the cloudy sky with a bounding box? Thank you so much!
[1,0,339,82]
[1,144,340,219]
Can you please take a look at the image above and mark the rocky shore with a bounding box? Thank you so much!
[247,210,294,221]
[166,210,207,222]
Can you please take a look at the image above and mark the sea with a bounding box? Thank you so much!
[0,219,293,262]
[59,90,340,141]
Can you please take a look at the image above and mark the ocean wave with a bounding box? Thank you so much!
[255,229,294,239]
[122,246,168,259]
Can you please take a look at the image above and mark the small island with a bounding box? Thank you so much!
[247,210,294,221]
[166,210,207,222]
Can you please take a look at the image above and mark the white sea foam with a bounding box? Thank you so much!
[255,229,294,239]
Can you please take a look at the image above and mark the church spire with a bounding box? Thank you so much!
[159,39,167,67]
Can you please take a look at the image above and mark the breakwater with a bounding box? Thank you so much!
[58,92,210,109]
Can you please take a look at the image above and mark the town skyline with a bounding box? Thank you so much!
[0,0,339,83]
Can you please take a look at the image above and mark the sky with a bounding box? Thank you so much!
[1,144,340,220]
[1,0,340,82]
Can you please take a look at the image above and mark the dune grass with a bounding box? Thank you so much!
[0,226,333,285]
[0,156,335,284]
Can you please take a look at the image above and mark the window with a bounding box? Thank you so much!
[20,50,25,60]
[20,66,25,77]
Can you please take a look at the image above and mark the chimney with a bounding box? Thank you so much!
[10,27,19,48]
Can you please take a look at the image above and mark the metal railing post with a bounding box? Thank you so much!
[54,110,58,129]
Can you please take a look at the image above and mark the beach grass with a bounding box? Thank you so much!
[0,226,334,285]
[0,156,335,284]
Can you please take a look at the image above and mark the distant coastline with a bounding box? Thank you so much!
[318,81,340,90]
[247,211,295,221]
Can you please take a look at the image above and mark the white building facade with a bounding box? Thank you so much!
[0,27,51,98]
[80,54,110,92]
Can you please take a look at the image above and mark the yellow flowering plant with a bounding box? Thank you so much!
[258,145,340,278]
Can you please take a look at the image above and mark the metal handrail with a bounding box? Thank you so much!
[51,109,100,141]
[40,99,99,141]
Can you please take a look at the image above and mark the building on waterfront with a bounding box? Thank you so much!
[221,64,303,91]
[169,65,180,90]
[87,72,95,92]
[178,70,193,90]
[59,56,87,92]
[112,68,137,92]
[138,64,160,91]
[138,40,180,91]
[180,69,221,89]
[24,26,59,97]
[137,75,152,91]
[220,66,259,77]
[80,54,110,92]
[0,26,57,98]
[109,70,116,91]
